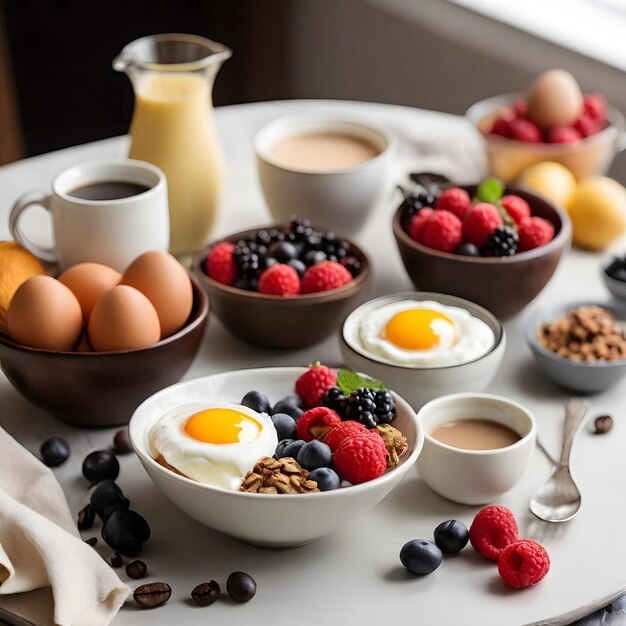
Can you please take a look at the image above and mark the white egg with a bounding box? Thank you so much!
[149,402,278,491]
[358,300,495,367]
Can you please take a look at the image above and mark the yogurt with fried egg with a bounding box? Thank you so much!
[149,403,278,490]
[358,300,494,367]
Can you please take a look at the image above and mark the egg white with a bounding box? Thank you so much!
[149,402,278,491]
[358,300,495,367]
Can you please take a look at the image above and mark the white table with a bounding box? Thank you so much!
[0,100,624,626]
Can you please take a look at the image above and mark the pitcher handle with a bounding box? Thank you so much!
[9,191,58,263]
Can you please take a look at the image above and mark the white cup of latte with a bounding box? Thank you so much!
[254,114,395,234]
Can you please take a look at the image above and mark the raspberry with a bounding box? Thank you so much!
[546,126,582,144]
[518,217,555,251]
[512,99,527,118]
[421,210,462,253]
[296,407,342,442]
[583,93,607,122]
[509,119,542,143]
[258,264,300,296]
[469,505,519,561]
[501,195,531,225]
[408,208,435,243]
[323,421,367,451]
[574,114,602,138]
[435,188,472,220]
[490,116,511,138]
[300,261,352,294]
[462,203,503,247]
[205,241,237,286]
[295,363,337,409]
[498,539,550,589]
[332,432,388,484]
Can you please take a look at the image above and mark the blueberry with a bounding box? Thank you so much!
[82,450,119,483]
[40,437,70,467]
[454,242,481,257]
[433,519,469,554]
[287,258,306,277]
[304,250,327,266]
[271,413,297,440]
[400,540,442,575]
[297,440,332,470]
[102,509,150,556]
[267,241,298,263]
[308,467,340,491]
[241,390,271,414]
[339,480,352,488]
[272,400,303,421]
[275,438,295,458]
[278,394,303,409]
[90,480,130,521]
[282,439,306,459]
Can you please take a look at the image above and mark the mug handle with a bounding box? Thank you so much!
[9,191,58,263]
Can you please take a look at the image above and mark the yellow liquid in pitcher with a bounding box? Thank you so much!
[128,72,225,255]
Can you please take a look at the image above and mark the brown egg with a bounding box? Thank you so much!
[7,275,83,351]
[526,69,583,129]
[59,262,121,323]
[121,251,192,338]
[88,285,160,352]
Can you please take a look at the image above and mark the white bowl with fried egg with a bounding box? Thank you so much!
[129,367,422,548]
[340,292,506,409]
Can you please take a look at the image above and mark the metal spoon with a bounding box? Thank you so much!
[530,397,588,523]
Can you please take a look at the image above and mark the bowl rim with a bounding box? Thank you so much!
[417,392,537,457]
[340,291,505,371]
[524,300,626,368]
[466,92,625,151]
[393,185,572,265]
[128,366,424,500]
[193,226,370,302]
[0,273,209,357]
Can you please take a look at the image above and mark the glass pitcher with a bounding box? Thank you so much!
[114,34,231,256]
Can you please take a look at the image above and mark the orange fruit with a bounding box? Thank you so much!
[0,242,47,334]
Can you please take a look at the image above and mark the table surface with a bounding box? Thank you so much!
[0,100,625,626]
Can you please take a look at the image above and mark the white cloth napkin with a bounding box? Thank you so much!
[0,427,129,626]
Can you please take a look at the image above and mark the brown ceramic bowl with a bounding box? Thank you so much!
[0,274,208,428]
[393,186,572,319]
[194,228,370,349]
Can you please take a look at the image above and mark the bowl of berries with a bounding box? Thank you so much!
[129,365,423,548]
[195,219,370,349]
[393,175,571,319]
[466,69,625,182]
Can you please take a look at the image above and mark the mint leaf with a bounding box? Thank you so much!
[476,178,504,204]
[337,369,387,395]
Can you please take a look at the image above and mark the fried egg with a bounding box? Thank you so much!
[149,403,278,490]
[358,300,495,367]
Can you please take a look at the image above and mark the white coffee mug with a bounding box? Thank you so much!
[9,159,170,271]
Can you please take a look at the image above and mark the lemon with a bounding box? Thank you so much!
[0,242,47,334]
[517,161,577,208]
[567,176,626,251]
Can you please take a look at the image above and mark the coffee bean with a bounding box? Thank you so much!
[594,414,613,434]
[84,537,98,546]
[191,581,220,606]
[226,571,256,602]
[113,429,133,455]
[126,560,147,579]
[110,552,123,568]
[77,504,95,530]
[133,582,171,608]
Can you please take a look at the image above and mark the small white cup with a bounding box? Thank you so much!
[254,114,395,234]
[9,159,169,271]
[416,393,536,505]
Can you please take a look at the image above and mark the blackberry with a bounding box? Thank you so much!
[320,387,348,417]
[234,240,263,279]
[341,256,361,277]
[287,217,315,243]
[398,189,436,217]
[319,232,348,262]
[346,388,396,427]
[304,249,327,266]
[481,225,518,257]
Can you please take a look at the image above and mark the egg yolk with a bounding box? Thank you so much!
[184,408,261,444]
[384,309,456,350]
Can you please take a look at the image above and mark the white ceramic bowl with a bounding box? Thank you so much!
[340,292,506,410]
[128,367,423,548]
[602,255,626,302]
[254,114,395,234]
[416,393,536,505]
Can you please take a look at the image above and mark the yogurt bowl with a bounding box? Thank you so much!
[340,292,506,409]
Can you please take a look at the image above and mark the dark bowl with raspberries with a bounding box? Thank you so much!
[194,219,370,349]
[393,176,572,319]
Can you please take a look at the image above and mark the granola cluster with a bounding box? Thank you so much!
[240,456,319,494]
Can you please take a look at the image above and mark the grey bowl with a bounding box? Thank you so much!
[525,301,626,393]
[601,257,626,302]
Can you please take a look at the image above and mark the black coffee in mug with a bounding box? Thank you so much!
[67,181,150,201]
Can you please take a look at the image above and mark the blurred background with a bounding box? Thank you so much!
[1,0,625,177]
